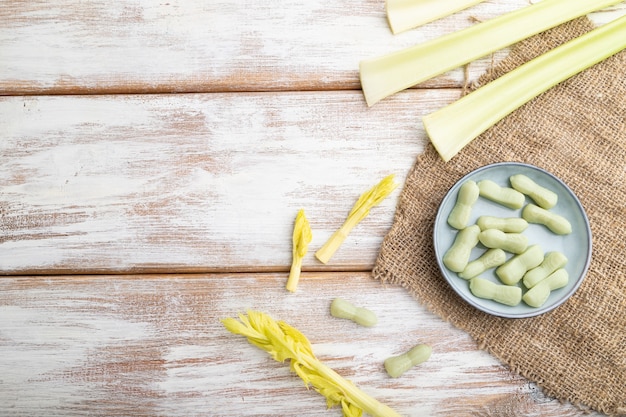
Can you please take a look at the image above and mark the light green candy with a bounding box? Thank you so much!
[447,180,479,230]
[523,251,568,289]
[496,245,544,285]
[510,174,558,209]
[330,298,378,327]
[443,225,480,273]
[384,344,432,378]
[459,248,507,280]
[479,229,528,254]
[522,203,572,235]
[469,277,522,306]
[477,179,525,209]
[523,268,569,308]
[476,216,528,233]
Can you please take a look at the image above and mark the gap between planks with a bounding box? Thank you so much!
[0,265,375,278]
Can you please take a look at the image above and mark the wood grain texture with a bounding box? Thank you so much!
[2,1,624,415]
[1,90,453,274]
[0,272,600,417]
[0,0,500,94]
[1,0,623,95]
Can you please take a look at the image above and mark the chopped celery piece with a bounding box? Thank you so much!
[222,311,403,417]
[286,209,313,293]
[315,174,398,264]
[360,0,623,106]
[386,0,486,34]
[423,13,626,162]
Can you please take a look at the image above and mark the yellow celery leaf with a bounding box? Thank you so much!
[349,174,398,222]
[221,317,260,340]
[343,401,364,417]
[222,311,403,417]
[286,209,313,292]
[307,373,345,405]
[279,320,314,356]
[293,209,313,258]
[315,174,398,264]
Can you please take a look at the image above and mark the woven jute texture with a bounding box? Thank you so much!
[372,18,626,416]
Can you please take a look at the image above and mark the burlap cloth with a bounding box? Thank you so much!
[372,18,626,416]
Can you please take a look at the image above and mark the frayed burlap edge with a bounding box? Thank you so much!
[373,17,626,416]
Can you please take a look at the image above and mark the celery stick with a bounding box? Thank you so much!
[315,175,398,264]
[386,0,486,34]
[423,13,626,162]
[222,311,403,417]
[286,209,312,293]
[360,0,623,106]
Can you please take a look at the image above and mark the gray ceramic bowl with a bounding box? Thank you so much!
[433,162,592,318]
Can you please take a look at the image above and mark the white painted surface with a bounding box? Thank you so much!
[0,0,492,92]
[1,91,455,273]
[1,1,623,415]
[0,273,598,416]
[3,0,622,94]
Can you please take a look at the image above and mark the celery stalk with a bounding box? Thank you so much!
[315,175,398,264]
[360,0,623,106]
[286,209,312,293]
[386,0,486,34]
[423,14,626,162]
[222,311,403,417]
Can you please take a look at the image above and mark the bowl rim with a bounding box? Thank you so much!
[433,162,593,318]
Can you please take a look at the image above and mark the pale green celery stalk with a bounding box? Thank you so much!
[360,0,623,107]
[222,311,403,417]
[386,0,486,34]
[423,13,626,162]
[315,175,398,264]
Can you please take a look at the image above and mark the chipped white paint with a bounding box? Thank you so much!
[2,91,455,273]
[3,0,622,94]
[0,273,599,416]
[1,1,623,416]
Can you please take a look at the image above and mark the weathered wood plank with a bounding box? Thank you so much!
[0,272,598,416]
[1,1,623,95]
[2,2,623,416]
[1,90,450,274]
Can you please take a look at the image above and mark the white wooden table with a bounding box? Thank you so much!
[2,1,625,416]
